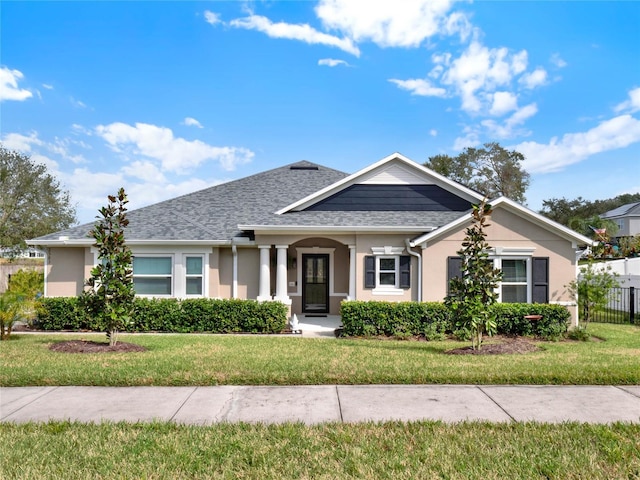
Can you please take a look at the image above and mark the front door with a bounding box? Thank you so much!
[302,254,329,314]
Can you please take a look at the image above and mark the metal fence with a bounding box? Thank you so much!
[591,286,639,324]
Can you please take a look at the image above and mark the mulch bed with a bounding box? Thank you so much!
[49,340,147,353]
[446,336,541,355]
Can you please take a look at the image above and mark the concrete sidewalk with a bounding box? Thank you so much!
[2,385,640,425]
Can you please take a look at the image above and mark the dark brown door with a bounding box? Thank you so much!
[302,254,329,313]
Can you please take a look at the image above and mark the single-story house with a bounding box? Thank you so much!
[28,153,594,325]
[601,201,640,238]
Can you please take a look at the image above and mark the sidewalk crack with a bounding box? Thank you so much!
[477,386,516,422]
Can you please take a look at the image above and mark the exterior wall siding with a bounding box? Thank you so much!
[46,247,87,297]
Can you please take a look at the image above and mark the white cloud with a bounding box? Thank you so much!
[229,14,360,56]
[42,83,54,90]
[0,66,33,102]
[429,129,438,137]
[315,0,461,47]
[70,97,87,108]
[614,87,640,114]
[318,58,349,67]
[183,117,203,128]
[482,102,538,138]
[452,127,481,151]
[438,41,529,114]
[121,160,167,183]
[95,122,254,173]
[519,67,547,89]
[489,91,518,116]
[1,131,43,152]
[550,53,567,68]
[516,114,640,173]
[203,10,221,25]
[388,78,447,97]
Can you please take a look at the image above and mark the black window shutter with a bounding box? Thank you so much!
[399,255,411,288]
[447,256,463,296]
[364,255,375,289]
[531,257,549,303]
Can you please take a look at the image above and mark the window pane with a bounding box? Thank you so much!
[133,257,172,275]
[186,277,203,295]
[134,277,172,295]
[502,259,527,282]
[503,285,527,303]
[186,256,202,275]
[379,258,396,271]
[379,273,396,286]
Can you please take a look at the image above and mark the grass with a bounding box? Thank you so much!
[2,323,639,386]
[1,421,639,479]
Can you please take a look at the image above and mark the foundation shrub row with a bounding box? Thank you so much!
[35,298,570,339]
[339,301,570,340]
[35,297,288,334]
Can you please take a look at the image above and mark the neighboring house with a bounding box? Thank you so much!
[27,153,594,325]
[601,201,640,238]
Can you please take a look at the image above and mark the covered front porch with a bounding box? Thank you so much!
[254,237,354,316]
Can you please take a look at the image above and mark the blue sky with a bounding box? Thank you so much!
[2,0,639,225]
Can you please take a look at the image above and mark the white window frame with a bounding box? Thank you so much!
[132,254,174,298]
[184,254,205,297]
[490,248,535,303]
[371,246,405,295]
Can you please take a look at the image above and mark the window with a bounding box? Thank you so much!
[365,253,410,292]
[378,257,397,287]
[185,256,203,296]
[133,256,172,295]
[500,259,528,303]
[447,255,549,304]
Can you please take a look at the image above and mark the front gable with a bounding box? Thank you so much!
[276,153,482,215]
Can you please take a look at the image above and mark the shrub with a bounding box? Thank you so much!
[340,301,451,338]
[35,297,287,334]
[340,300,569,340]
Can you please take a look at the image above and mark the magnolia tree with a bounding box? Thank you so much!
[83,188,135,346]
[445,200,503,350]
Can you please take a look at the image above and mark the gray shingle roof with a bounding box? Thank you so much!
[32,161,349,242]
[30,160,470,244]
[601,201,640,219]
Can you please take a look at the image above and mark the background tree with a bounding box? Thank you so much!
[445,199,503,350]
[540,193,640,227]
[83,188,135,346]
[0,145,76,251]
[425,142,530,203]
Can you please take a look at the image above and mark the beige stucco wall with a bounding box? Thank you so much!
[46,247,92,297]
[354,233,420,303]
[421,207,579,325]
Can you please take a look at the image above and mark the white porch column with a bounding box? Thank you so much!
[348,244,356,301]
[257,245,271,301]
[274,245,291,304]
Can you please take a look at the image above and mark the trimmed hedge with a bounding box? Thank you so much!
[36,297,288,334]
[340,301,570,340]
[340,301,451,339]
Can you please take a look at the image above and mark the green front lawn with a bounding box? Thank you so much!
[1,421,639,479]
[2,323,639,386]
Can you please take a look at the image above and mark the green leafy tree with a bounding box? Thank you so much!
[0,292,26,340]
[83,188,135,346]
[0,145,76,251]
[425,142,530,203]
[540,193,640,227]
[7,269,44,300]
[445,199,503,350]
[567,261,620,329]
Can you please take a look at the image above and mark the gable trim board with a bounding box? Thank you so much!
[27,153,592,326]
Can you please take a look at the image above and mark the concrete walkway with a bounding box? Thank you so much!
[2,385,640,425]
